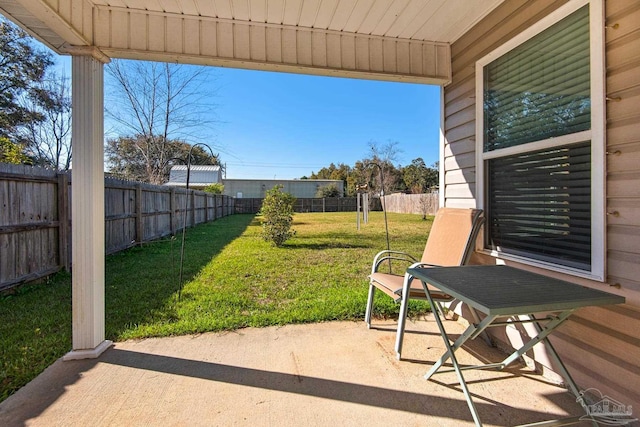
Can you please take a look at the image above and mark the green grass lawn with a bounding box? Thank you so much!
[0,211,433,401]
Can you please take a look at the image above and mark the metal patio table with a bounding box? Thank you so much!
[405,265,625,427]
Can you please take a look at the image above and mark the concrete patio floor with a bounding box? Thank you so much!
[0,316,591,426]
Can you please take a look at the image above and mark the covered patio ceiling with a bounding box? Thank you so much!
[0,0,504,358]
[1,0,504,83]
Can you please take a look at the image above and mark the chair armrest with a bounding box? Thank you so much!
[409,262,441,269]
[371,250,418,274]
[393,262,443,297]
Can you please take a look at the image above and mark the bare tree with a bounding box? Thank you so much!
[366,140,403,195]
[105,59,219,183]
[20,72,72,170]
[419,193,436,220]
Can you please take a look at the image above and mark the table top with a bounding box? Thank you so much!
[406,265,625,316]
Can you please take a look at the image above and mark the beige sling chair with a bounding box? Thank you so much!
[365,207,484,359]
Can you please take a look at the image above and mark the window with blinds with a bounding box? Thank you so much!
[483,6,590,152]
[481,5,594,271]
[488,142,591,270]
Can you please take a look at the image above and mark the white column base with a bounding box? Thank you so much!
[63,340,113,361]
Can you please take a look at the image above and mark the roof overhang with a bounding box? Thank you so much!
[0,0,505,84]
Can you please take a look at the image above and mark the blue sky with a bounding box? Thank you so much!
[214,68,441,179]
[56,57,441,180]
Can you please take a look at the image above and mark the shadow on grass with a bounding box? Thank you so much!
[0,273,73,402]
[105,214,255,341]
[282,242,370,250]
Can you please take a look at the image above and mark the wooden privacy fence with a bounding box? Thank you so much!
[234,197,382,214]
[381,192,439,216]
[0,164,64,291]
[234,195,436,215]
[0,163,234,291]
[104,179,234,254]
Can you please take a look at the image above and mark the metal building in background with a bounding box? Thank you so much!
[223,179,343,199]
[165,165,222,190]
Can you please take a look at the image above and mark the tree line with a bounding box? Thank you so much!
[305,141,438,197]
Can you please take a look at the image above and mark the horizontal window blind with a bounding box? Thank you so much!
[483,5,590,152]
[487,142,591,270]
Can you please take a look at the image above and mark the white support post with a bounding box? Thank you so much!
[356,193,361,231]
[363,193,369,224]
[64,53,112,361]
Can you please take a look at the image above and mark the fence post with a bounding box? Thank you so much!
[204,193,208,223]
[57,173,70,271]
[170,188,176,235]
[136,183,143,243]
[190,191,196,227]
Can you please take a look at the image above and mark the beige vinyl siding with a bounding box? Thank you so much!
[606,0,640,297]
[443,0,570,209]
[444,0,640,406]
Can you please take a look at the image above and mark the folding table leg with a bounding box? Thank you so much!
[530,315,598,427]
[468,306,494,347]
[499,310,574,369]
[424,313,497,380]
[421,280,485,427]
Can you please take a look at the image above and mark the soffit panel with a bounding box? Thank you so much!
[90,6,451,84]
[2,0,506,47]
[88,0,504,42]
[0,0,505,82]
[0,0,91,48]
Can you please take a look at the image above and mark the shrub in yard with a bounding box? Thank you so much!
[203,183,224,194]
[260,185,296,246]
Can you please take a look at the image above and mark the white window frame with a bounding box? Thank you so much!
[474,0,606,281]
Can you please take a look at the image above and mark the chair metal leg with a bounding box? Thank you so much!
[365,283,376,328]
[394,292,410,359]
[394,274,414,359]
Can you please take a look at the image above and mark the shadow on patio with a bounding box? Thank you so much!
[0,318,590,426]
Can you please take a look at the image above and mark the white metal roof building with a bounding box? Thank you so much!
[165,165,222,189]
